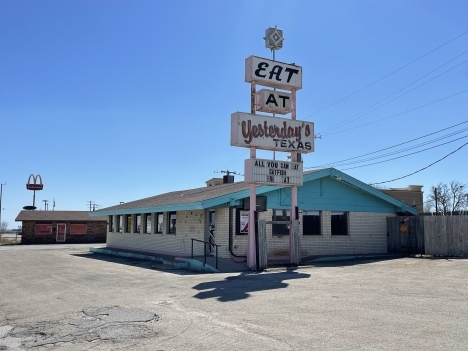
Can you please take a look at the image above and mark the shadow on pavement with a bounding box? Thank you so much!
[303,255,405,268]
[71,253,194,275]
[192,268,311,302]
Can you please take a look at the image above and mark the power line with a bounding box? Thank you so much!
[314,128,468,168]
[369,142,468,185]
[323,90,468,136]
[304,29,468,119]
[341,135,468,171]
[321,57,468,134]
[306,121,468,169]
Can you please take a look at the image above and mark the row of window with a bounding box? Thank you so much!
[109,212,176,234]
[109,210,349,236]
[237,209,349,236]
[272,210,348,236]
[35,224,87,235]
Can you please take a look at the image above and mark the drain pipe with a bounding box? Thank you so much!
[229,206,246,258]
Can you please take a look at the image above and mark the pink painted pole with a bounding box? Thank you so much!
[248,82,257,269]
[290,89,298,264]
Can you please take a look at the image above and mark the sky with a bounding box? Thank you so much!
[1,0,467,228]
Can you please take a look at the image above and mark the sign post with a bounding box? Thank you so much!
[230,27,314,269]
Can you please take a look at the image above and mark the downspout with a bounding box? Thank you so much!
[229,206,246,258]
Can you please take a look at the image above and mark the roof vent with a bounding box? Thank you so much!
[223,175,234,184]
[205,178,224,187]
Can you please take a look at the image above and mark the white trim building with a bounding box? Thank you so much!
[90,168,417,260]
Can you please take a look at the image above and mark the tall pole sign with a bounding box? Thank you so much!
[230,27,314,269]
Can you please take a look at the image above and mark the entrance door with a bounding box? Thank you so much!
[56,223,66,242]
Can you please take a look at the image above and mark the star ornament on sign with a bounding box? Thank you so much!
[264,26,284,50]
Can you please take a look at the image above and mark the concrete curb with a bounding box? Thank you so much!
[305,254,398,263]
[89,247,218,273]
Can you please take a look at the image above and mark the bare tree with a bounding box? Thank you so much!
[426,181,467,214]
[423,202,433,213]
[0,221,8,233]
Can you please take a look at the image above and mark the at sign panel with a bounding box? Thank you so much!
[245,56,302,90]
[230,112,314,153]
[256,89,291,115]
[245,159,303,186]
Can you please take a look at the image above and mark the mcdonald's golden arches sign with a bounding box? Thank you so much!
[26,174,43,190]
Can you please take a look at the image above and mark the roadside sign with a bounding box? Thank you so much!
[245,158,303,186]
[231,112,314,153]
[245,56,302,90]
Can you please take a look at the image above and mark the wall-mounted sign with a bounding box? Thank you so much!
[231,112,314,153]
[256,89,291,115]
[245,56,302,90]
[245,158,303,186]
[239,210,249,234]
[26,174,43,190]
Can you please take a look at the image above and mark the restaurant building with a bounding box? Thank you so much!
[16,211,107,244]
[90,168,417,261]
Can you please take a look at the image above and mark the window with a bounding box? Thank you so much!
[272,209,290,236]
[134,214,141,233]
[144,213,152,234]
[155,213,163,234]
[167,212,176,234]
[116,215,122,232]
[35,224,53,235]
[303,211,321,235]
[331,212,348,236]
[124,214,131,233]
[236,209,249,235]
[109,216,114,232]
[70,224,87,235]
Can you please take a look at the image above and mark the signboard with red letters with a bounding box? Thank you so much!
[231,112,314,153]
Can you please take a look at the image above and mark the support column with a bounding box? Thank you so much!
[248,82,257,269]
[289,89,300,265]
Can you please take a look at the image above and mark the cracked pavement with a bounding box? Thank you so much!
[1,244,468,350]
[3,306,158,349]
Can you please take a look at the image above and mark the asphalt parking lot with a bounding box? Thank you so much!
[0,244,467,350]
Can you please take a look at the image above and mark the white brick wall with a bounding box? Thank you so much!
[107,210,206,256]
[233,210,394,258]
[107,210,394,259]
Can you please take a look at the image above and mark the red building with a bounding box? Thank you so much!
[15,210,107,244]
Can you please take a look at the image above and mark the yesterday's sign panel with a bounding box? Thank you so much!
[230,112,314,153]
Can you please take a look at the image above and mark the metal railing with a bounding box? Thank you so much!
[191,238,220,270]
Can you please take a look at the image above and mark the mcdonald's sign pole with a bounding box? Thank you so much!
[0,182,5,226]
[26,174,44,211]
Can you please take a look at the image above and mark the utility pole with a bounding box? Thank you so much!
[434,188,438,215]
[42,200,49,211]
[86,201,95,212]
[0,183,5,227]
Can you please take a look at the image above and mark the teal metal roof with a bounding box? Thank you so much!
[89,168,417,216]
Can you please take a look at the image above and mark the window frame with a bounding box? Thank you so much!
[144,213,152,234]
[302,211,321,236]
[70,223,87,235]
[155,213,163,234]
[272,209,290,236]
[167,211,176,234]
[331,211,349,236]
[124,214,131,233]
[116,215,122,232]
[35,223,53,235]
[134,214,141,234]
[109,215,114,232]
